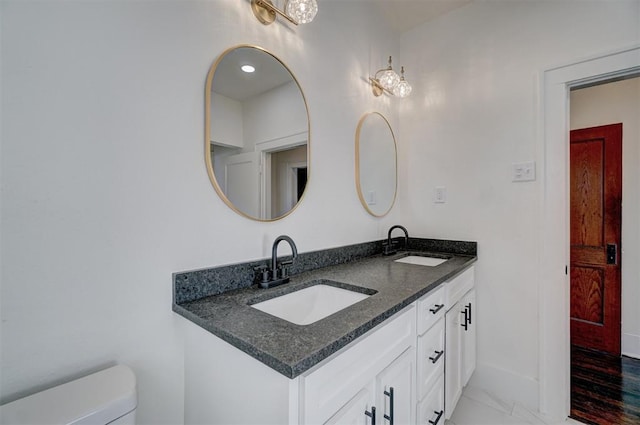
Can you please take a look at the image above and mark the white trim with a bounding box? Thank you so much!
[256,132,308,217]
[255,131,308,153]
[539,45,640,421]
[286,160,307,210]
[622,333,640,359]
[261,152,270,219]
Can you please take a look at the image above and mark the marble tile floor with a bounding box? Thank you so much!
[446,386,585,425]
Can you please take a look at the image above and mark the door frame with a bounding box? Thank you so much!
[539,45,640,421]
[255,132,308,218]
[286,161,307,209]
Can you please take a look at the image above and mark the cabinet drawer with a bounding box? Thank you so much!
[445,266,474,309]
[300,305,416,424]
[417,376,445,425]
[417,318,445,400]
[417,285,446,335]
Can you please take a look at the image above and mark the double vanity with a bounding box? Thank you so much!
[173,236,477,424]
[192,41,478,425]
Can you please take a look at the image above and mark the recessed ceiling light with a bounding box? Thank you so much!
[241,65,255,73]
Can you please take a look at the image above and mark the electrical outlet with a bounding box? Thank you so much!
[434,186,446,203]
[512,161,536,182]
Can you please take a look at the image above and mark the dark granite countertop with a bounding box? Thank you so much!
[173,241,476,379]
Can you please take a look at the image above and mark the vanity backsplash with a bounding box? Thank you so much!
[173,237,477,304]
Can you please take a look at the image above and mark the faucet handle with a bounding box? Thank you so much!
[382,242,398,256]
[253,265,270,284]
[279,260,294,278]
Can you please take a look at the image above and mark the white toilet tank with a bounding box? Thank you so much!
[0,364,137,424]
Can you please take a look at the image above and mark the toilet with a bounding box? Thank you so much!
[0,365,137,424]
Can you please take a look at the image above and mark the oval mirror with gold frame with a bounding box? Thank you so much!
[205,45,310,221]
[355,112,398,217]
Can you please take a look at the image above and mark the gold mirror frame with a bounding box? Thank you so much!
[355,112,398,217]
[205,45,311,221]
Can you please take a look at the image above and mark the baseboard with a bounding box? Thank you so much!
[622,333,640,359]
[467,361,539,413]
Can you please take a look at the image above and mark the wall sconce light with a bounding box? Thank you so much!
[251,0,318,26]
[369,56,412,98]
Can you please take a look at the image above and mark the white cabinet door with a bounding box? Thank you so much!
[461,289,476,387]
[445,288,477,420]
[302,306,415,424]
[444,266,476,420]
[324,386,374,425]
[444,300,463,420]
[322,347,416,425]
[375,348,415,425]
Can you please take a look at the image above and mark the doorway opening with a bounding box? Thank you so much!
[266,146,307,218]
[294,166,308,201]
[539,46,640,422]
[568,77,640,423]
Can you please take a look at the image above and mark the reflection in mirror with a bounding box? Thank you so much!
[205,45,310,221]
[355,112,397,217]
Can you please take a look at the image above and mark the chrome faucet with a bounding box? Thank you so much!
[383,225,409,255]
[256,235,298,289]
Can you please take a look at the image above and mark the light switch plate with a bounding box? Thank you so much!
[512,161,536,182]
[367,190,377,205]
[434,186,446,203]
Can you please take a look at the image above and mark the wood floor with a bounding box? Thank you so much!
[570,345,640,425]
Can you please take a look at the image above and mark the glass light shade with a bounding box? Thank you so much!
[285,0,318,24]
[393,79,412,98]
[378,69,400,91]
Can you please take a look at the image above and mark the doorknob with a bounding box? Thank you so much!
[606,243,617,265]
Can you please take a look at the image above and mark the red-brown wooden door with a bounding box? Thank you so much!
[570,123,622,355]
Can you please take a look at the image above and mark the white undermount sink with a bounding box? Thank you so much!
[394,255,448,267]
[250,283,371,325]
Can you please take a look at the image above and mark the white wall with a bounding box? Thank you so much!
[399,0,640,410]
[211,92,243,148]
[570,77,640,358]
[243,81,307,150]
[0,1,400,423]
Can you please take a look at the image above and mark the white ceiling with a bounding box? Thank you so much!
[373,0,472,33]
[212,47,294,101]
